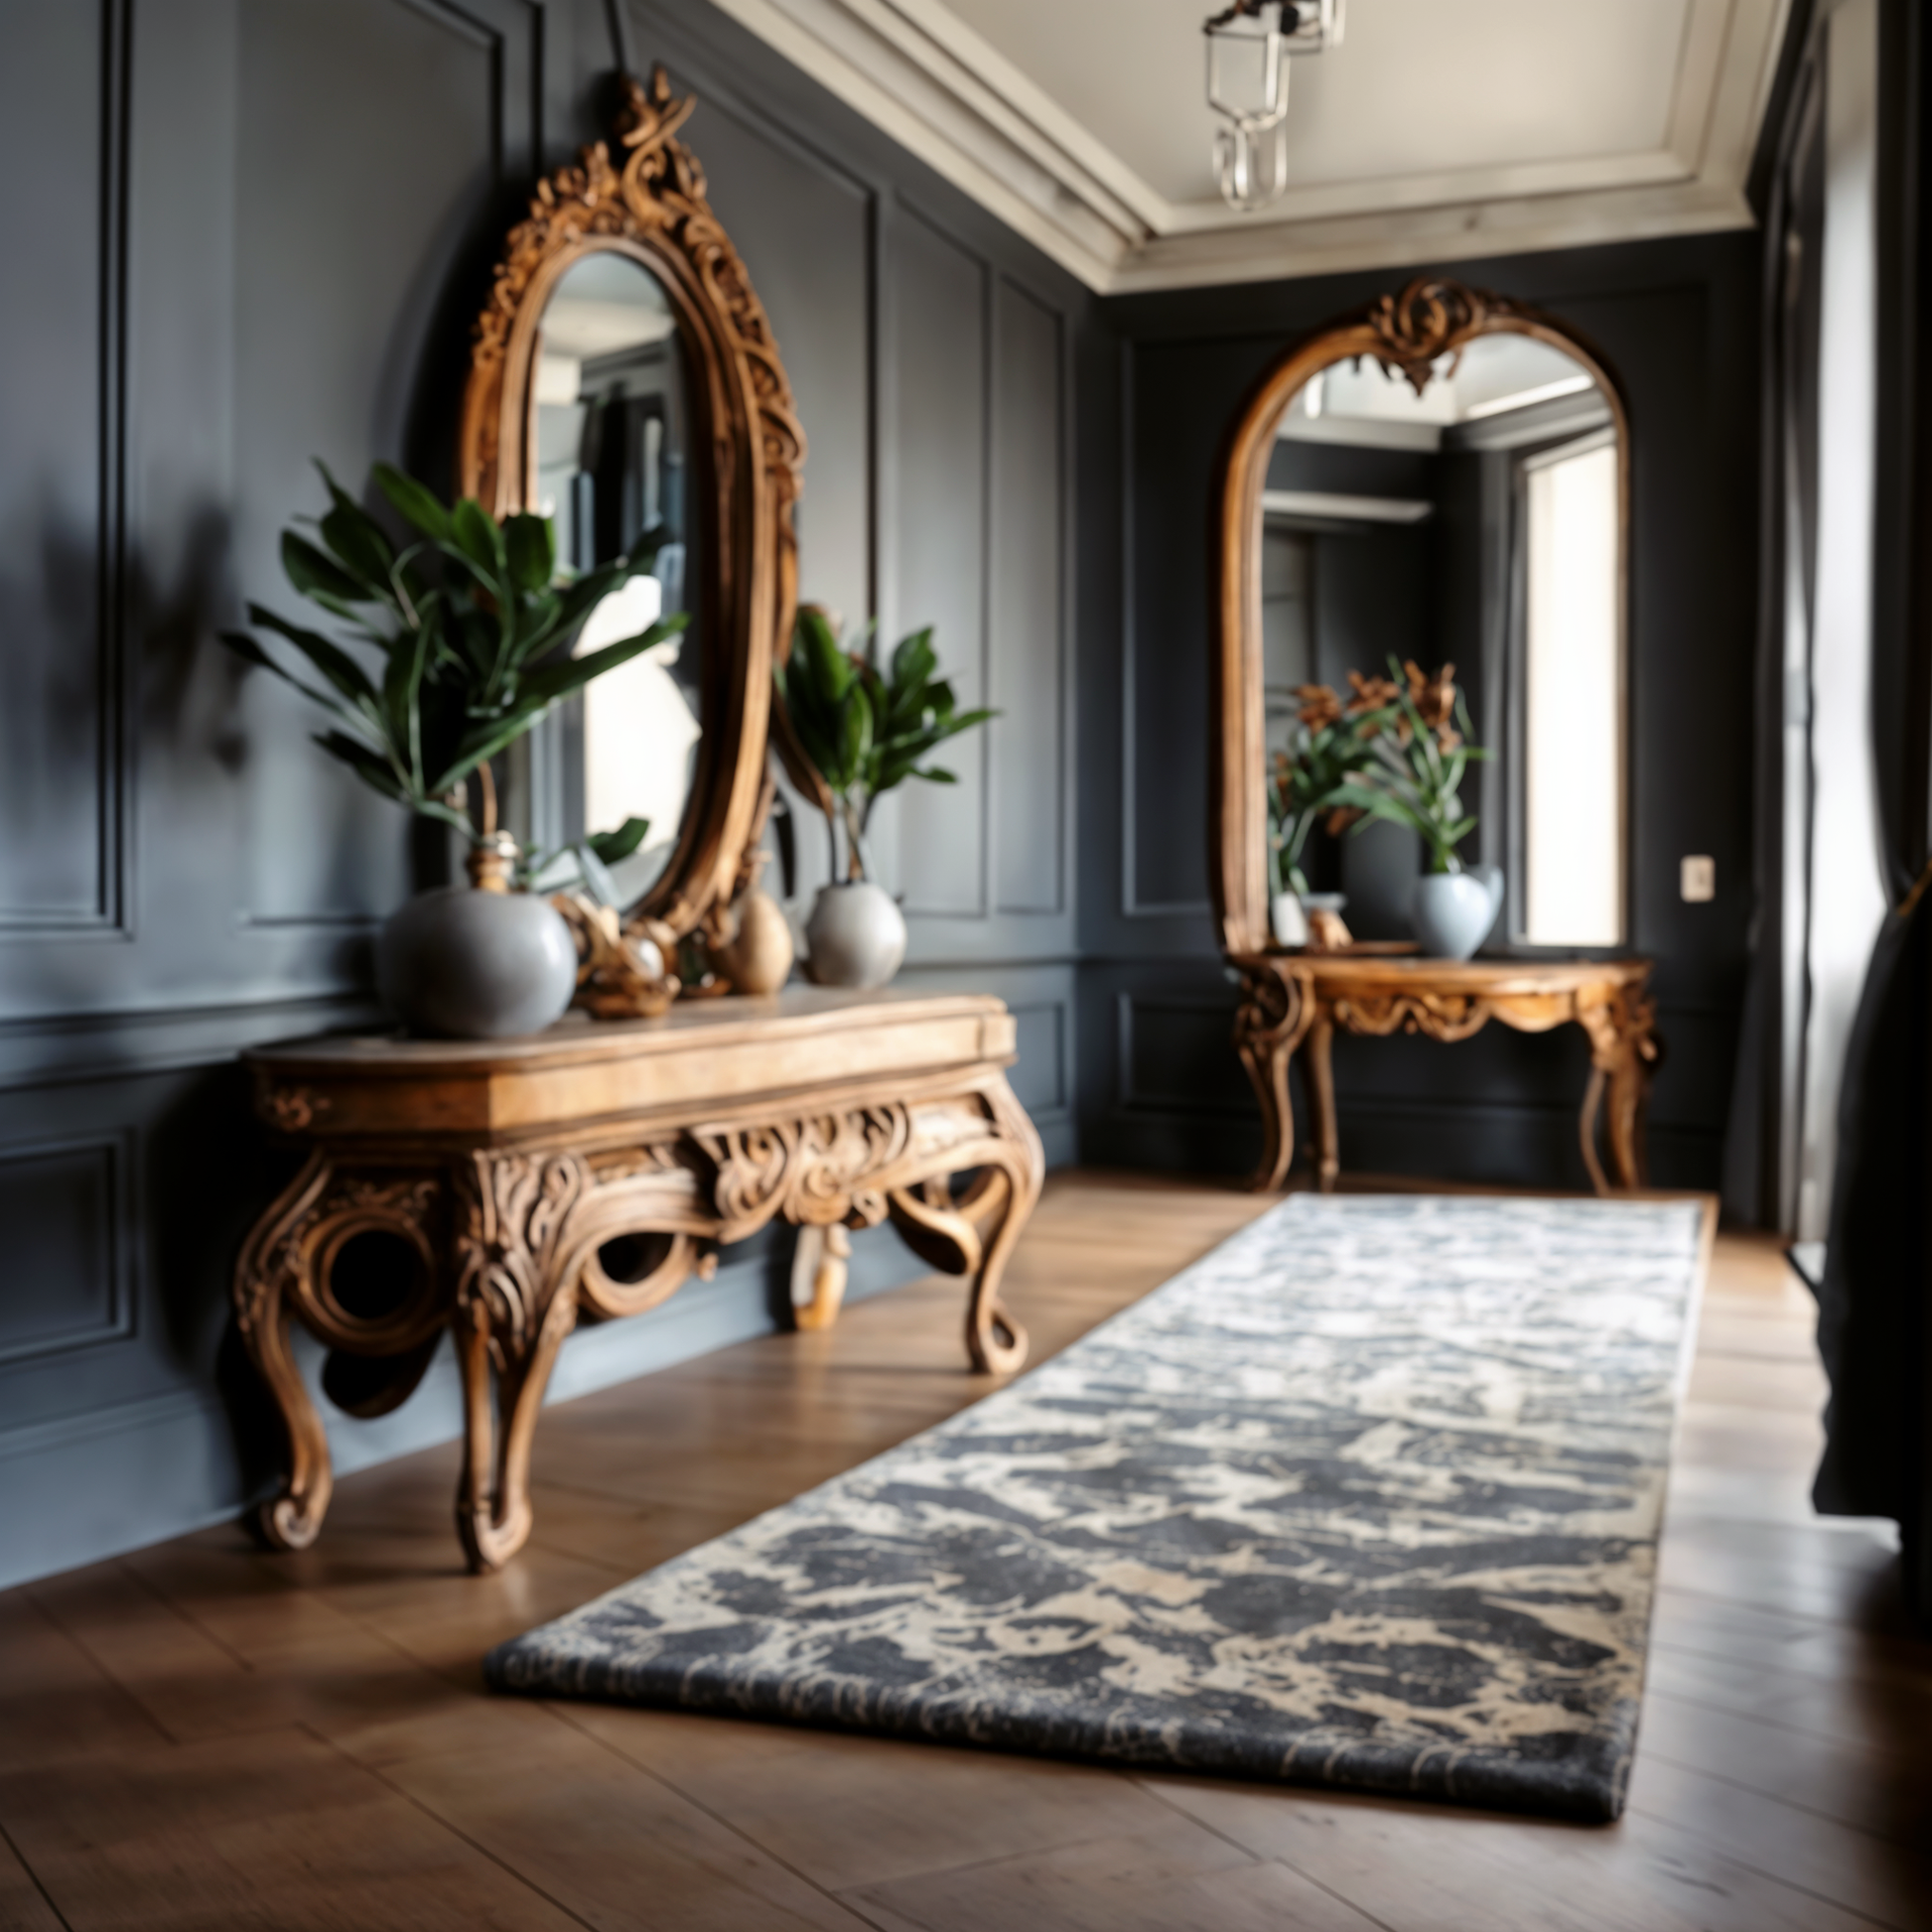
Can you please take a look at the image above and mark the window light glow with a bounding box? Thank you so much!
[1523,439,1621,946]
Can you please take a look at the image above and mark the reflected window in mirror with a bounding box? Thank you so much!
[1266,330,1624,946]
[1261,527,1315,758]
[1521,430,1620,945]
[533,251,701,907]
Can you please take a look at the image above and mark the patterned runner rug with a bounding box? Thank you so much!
[488,1193,1709,1821]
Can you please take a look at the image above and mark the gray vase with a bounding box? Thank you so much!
[803,881,906,989]
[1411,870,1503,961]
[376,887,578,1038]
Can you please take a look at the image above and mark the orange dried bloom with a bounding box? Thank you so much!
[1404,660,1462,751]
[1345,671,1400,715]
[1295,683,1342,729]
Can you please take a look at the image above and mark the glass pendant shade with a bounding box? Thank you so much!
[1203,0,1344,213]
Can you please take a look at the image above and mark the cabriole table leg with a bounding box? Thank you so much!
[451,1150,590,1573]
[1232,965,1313,1192]
[232,1151,337,1551]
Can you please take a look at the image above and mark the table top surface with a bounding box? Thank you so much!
[1235,950,1652,991]
[248,986,1007,1074]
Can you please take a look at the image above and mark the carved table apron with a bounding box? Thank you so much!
[1229,954,1659,1196]
[233,989,1044,1572]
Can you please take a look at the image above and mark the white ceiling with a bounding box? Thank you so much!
[705,0,1794,293]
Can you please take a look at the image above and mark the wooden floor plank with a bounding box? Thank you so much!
[1626,1751,1928,1931]
[838,1801,1385,1932]
[1144,1775,1889,1932]
[0,1728,583,1931]
[1638,1685,1929,1843]
[560,1703,1189,1895]
[352,1702,875,1931]
[0,1826,65,1932]
[0,1590,172,1772]
[1,1176,1927,1931]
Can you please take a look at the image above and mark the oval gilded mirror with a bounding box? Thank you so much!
[1212,278,1628,960]
[459,67,803,942]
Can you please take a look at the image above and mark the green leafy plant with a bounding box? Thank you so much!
[1325,656,1489,875]
[1267,679,1395,897]
[774,607,996,882]
[220,461,684,844]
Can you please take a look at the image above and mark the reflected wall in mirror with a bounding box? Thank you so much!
[532,251,700,907]
[1218,278,1627,956]
[459,67,804,945]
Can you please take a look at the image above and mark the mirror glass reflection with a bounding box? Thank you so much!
[1263,332,1622,947]
[533,250,700,906]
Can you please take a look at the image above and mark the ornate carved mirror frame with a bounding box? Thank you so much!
[1210,277,1630,958]
[458,67,805,941]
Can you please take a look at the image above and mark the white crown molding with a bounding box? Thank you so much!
[709,0,1793,294]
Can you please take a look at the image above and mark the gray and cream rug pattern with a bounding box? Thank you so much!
[488,1193,1708,1820]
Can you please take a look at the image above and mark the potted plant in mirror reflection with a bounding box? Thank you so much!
[1267,672,1397,947]
[1322,656,1502,961]
[775,607,997,989]
[220,460,682,1038]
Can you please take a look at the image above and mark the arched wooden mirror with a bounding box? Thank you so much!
[459,66,803,940]
[1212,277,1629,961]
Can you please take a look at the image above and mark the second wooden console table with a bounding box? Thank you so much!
[233,989,1043,1572]
[1229,954,1659,1197]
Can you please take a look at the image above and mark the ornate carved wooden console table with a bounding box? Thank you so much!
[1229,954,1659,1197]
[233,990,1043,1572]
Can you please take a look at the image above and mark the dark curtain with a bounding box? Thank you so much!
[1805,0,1932,1619]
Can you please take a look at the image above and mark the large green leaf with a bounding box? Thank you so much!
[516,618,684,708]
[312,465,397,588]
[588,814,650,864]
[281,531,368,607]
[311,729,405,801]
[797,609,855,700]
[503,512,555,597]
[890,626,936,691]
[246,604,382,716]
[373,463,452,542]
[380,616,431,789]
[451,497,504,579]
[836,680,873,787]
[219,629,357,723]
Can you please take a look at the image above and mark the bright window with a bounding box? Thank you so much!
[1522,436,1622,945]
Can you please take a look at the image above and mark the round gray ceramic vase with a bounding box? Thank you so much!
[1411,868,1503,961]
[376,886,578,1038]
[803,881,907,990]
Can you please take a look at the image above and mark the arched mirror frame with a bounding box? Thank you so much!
[1210,277,1631,960]
[458,67,805,941]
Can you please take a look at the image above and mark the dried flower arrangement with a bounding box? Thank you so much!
[1269,655,1488,892]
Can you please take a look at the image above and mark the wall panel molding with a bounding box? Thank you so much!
[0,993,378,1093]
[0,1131,134,1365]
[1118,343,1214,925]
[0,0,131,936]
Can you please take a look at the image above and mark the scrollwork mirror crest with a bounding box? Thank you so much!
[1211,274,1630,961]
[459,65,805,943]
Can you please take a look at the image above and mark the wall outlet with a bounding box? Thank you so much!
[1681,855,1716,902]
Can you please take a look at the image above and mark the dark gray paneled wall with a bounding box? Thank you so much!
[0,0,1092,1587]
[1079,238,1760,1191]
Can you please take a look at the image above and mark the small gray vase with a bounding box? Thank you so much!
[376,887,578,1038]
[1411,869,1503,961]
[803,881,906,989]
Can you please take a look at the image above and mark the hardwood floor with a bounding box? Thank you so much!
[3,1171,1927,1931]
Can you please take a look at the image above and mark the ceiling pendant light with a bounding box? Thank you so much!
[1203,0,1344,213]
